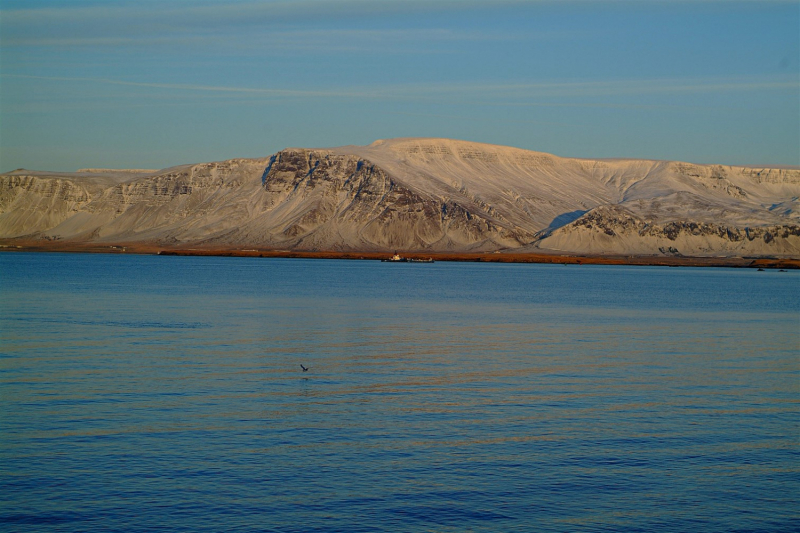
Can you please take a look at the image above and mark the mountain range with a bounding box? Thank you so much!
[2,138,798,257]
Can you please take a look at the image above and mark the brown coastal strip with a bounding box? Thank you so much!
[2,239,799,269]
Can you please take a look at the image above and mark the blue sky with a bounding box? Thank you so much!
[1,0,798,171]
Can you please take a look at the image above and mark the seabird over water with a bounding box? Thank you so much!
[300,364,309,372]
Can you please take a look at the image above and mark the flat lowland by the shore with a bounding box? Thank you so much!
[2,239,798,269]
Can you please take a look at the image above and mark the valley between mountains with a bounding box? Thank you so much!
[2,138,798,258]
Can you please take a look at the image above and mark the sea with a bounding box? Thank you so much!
[1,252,798,532]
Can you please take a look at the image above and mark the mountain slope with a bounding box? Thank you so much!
[1,138,798,257]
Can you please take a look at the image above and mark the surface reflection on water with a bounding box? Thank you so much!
[1,253,798,532]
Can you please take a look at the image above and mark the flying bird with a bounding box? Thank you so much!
[300,364,309,372]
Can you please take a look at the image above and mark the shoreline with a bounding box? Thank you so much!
[1,239,798,269]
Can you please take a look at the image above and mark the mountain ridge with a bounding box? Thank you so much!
[2,138,798,257]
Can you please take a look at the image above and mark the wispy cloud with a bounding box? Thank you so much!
[0,1,530,47]
[0,27,515,51]
[6,0,787,48]
[4,73,796,103]
[1,74,373,98]
[466,79,800,98]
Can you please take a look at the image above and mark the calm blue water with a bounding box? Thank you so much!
[1,252,798,532]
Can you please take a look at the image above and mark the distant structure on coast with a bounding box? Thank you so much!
[381,252,434,263]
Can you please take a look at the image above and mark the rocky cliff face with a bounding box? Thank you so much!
[534,204,800,257]
[0,175,93,235]
[1,138,798,257]
[255,149,531,250]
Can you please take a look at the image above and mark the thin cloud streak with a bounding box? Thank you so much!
[2,0,792,21]
[5,1,786,49]
[0,1,534,37]
[2,74,373,99]
[3,74,795,103]
[1,28,522,50]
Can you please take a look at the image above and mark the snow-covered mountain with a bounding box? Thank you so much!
[2,138,798,256]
